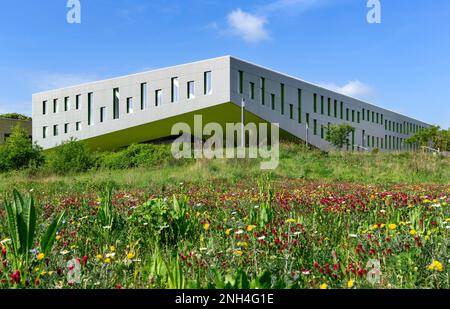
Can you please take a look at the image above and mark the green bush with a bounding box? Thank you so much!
[98,143,175,169]
[45,138,94,174]
[0,124,43,172]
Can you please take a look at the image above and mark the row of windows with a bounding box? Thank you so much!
[41,72,213,139]
[41,71,212,117]
[237,71,424,139]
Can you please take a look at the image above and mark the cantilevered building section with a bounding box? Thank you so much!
[32,56,428,151]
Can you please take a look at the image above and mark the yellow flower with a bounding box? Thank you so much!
[347,280,354,288]
[286,218,296,224]
[237,241,248,248]
[40,271,47,276]
[104,258,111,264]
[110,246,116,252]
[37,253,45,261]
[410,229,417,236]
[427,260,444,272]
[442,202,447,206]
[425,235,430,241]
[127,252,135,260]
[247,225,256,232]
[388,224,397,230]
[235,250,243,256]
[225,229,231,236]
[96,254,103,261]
[399,221,406,226]
[320,283,327,289]
[203,223,210,231]
[445,218,450,222]
[56,235,62,241]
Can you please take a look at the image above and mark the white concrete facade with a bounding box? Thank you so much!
[32,56,428,151]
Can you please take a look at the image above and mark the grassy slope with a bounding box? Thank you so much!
[0,142,449,194]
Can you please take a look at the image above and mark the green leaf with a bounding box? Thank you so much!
[40,211,65,256]
[3,196,20,256]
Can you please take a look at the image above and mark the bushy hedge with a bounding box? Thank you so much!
[45,138,94,174]
[98,143,176,170]
[0,125,43,171]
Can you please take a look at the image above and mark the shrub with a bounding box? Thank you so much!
[45,138,94,174]
[0,124,43,172]
[98,143,174,169]
[325,123,355,150]
[0,113,31,120]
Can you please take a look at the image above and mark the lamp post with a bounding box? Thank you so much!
[241,98,246,149]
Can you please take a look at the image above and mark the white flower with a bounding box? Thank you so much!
[302,270,311,275]
[235,230,244,235]
[254,205,260,209]
[257,236,266,241]
[349,234,358,238]
[380,210,386,213]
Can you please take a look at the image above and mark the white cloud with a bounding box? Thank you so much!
[226,9,270,43]
[320,80,375,100]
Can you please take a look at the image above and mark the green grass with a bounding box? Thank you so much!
[0,142,449,194]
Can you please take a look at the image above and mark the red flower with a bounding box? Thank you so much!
[83,255,88,266]
[10,270,20,284]
[116,283,122,289]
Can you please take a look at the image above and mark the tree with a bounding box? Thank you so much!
[405,125,450,151]
[0,113,31,120]
[45,138,94,174]
[0,124,43,171]
[325,123,355,150]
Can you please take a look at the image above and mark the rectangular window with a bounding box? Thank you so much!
[372,111,375,123]
[76,122,82,131]
[357,111,360,123]
[362,108,365,121]
[171,77,179,103]
[43,126,48,139]
[367,109,370,122]
[346,108,349,121]
[204,71,212,95]
[42,101,47,115]
[321,125,324,139]
[140,83,148,110]
[376,113,379,124]
[271,94,275,110]
[352,131,355,151]
[76,95,81,110]
[64,97,70,111]
[320,96,324,115]
[313,94,317,113]
[260,78,265,105]
[53,125,58,136]
[298,89,302,123]
[100,107,106,123]
[381,114,384,125]
[340,102,344,119]
[313,119,317,135]
[381,138,384,149]
[238,71,244,94]
[64,123,69,134]
[187,81,195,99]
[362,130,366,147]
[289,104,293,120]
[280,83,285,115]
[306,113,310,127]
[250,82,255,100]
[53,99,58,113]
[377,137,379,148]
[327,98,331,117]
[367,135,371,147]
[113,88,119,120]
[155,89,163,107]
[385,120,388,130]
[88,92,94,125]
[127,98,133,114]
[372,136,375,147]
[352,110,355,122]
[334,100,337,118]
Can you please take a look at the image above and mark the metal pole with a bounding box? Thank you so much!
[306,123,309,146]
[241,98,245,148]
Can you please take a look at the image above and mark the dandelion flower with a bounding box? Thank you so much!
[388,224,397,230]
[225,229,231,236]
[37,253,45,261]
[96,254,103,261]
[110,246,116,252]
[320,283,327,289]
[203,223,210,231]
[235,250,243,256]
[286,218,296,224]
[427,260,444,272]
[127,252,135,260]
[56,235,62,241]
[347,280,354,288]
[104,258,112,264]
[410,229,417,236]
[247,225,256,232]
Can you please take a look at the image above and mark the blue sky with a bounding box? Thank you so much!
[0,0,449,128]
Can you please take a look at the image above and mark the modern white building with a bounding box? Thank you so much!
[32,56,428,151]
